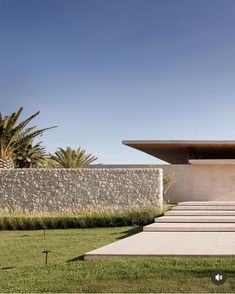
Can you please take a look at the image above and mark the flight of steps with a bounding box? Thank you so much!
[85,201,235,259]
[144,201,235,232]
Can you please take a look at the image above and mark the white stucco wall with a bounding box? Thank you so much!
[156,164,235,203]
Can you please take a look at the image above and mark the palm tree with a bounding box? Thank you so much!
[49,147,97,168]
[14,141,48,168]
[0,107,56,169]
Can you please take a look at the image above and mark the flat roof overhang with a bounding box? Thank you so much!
[122,140,235,164]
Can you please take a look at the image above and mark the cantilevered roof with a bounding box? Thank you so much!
[122,140,235,164]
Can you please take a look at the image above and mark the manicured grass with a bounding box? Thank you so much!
[0,227,235,292]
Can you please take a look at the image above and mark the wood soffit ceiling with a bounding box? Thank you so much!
[122,140,235,164]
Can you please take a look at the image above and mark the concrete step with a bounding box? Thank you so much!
[144,222,235,232]
[178,201,235,206]
[172,205,235,211]
[155,216,235,223]
[84,232,235,259]
[165,210,235,216]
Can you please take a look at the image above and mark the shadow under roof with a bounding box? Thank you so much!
[122,140,235,164]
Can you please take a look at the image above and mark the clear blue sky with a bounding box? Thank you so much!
[1,0,235,164]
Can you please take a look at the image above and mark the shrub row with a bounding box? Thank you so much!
[0,205,169,230]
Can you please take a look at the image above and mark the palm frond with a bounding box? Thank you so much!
[0,107,56,168]
[49,147,97,168]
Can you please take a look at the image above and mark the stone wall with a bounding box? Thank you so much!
[0,168,163,213]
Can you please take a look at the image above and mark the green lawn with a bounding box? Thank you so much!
[0,227,235,293]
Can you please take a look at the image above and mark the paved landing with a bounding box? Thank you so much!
[84,232,235,259]
[84,201,235,259]
[173,205,235,210]
[144,222,235,231]
[165,210,235,216]
[156,216,235,222]
[179,201,235,206]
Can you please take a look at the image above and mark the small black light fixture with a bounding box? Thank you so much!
[42,250,51,265]
[43,226,47,236]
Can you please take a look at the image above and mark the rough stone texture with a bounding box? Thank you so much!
[0,168,163,213]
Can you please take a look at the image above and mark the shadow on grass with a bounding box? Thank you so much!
[113,226,143,240]
[9,235,29,238]
[66,227,142,263]
[66,255,84,262]
[1,266,15,270]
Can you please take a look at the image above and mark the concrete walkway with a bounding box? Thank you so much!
[84,201,235,259]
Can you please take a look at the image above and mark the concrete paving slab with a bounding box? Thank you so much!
[165,210,235,216]
[179,201,235,206]
[84,202,235,259]
[84,231,235,259]
[156,216,235,223]
[172,205,235,210]
[144,222,235,232]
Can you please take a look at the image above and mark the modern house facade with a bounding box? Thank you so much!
[123,140,235,203]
